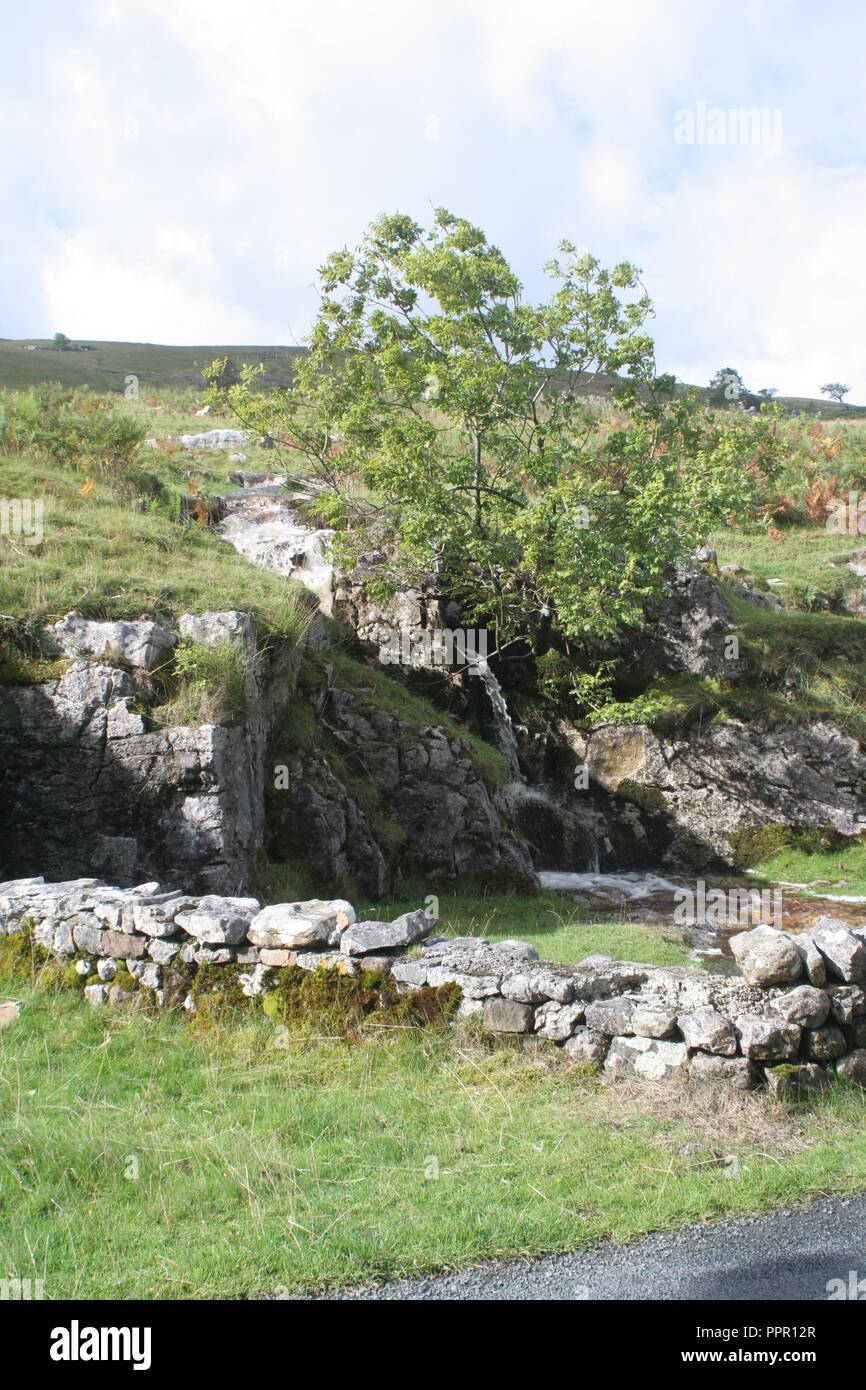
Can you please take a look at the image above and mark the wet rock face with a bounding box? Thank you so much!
[267,670,537,895]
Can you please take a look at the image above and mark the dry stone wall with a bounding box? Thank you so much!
[3,875,866,1094]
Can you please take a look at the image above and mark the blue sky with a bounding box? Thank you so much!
[3,0,866,400]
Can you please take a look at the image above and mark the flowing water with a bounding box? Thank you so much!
[218,474,335,613]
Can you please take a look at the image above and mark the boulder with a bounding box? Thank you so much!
[729,925,803,987]
[836,1050,866,1084]
[769,985,830,1029]
[765,1063,829,1099]
[174,895,260,945]
[802,1025,847,1061]
[248,899,355,950]
[677,1007,738,1056]
[563,1027,608,1066]
[631,1005,678,1039]
[534,1001,585,1041]
[340,908,434,956]
[810,919,866,983]
[47,612,176,670]
[102,930,147,960]
[735,1014,801,1061]
[688,1054,754,1090]
[604,1036,688,1081]
[482,998,534,1034]
[584,998,636,1036]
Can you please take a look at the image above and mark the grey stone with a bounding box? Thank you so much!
[534,1001,585,1041]
[133,893,198,938]
[836,1050,866,1084]
[84,983,108,1007]
[810,919,866,982]
[70,915,105,956]
[96,958,117,982]
[736,1014,801,1061]
[175,895,260,945]
[483,997,534,1034]
[688,1054,754,1090]
[147,938,182,965]
[562,1027,608,1066]
[729,925,803,987]
[787,933,827,988]
[584,998,636,1036]
[248,899,354,950]
[677,1007,738,1056]
[631,1006,678,1039]
[340,909,434,956]
[803,1025,847,1061]
[604,1036,688,1080]
[769,985,830,1029]
[46,612,176,670]
[826,984,866,1025]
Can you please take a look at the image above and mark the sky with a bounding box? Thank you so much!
[3,0,866,401]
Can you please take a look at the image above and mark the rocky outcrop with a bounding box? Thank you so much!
[267,664,536,895]
[6,876,865,1094]
[0,612,302,893]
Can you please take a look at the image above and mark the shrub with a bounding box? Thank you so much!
[150,638,252,727]
[0,384,145,475]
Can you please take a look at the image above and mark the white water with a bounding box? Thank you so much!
[218,477,335,614]
[476,664,522,782]
[538,869,686,902]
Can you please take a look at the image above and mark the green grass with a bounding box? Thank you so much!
[2,983,866,1298]
[0,340,303,393]
[0,447,315,641]
[745,842,866,898]
[713,524,862,605]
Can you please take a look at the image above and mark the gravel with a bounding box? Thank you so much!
[303,1194,866,1300]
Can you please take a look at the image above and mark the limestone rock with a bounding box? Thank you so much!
[249,899,355,949]
[787,932,827,987]
[836,1049,866,1084]
[688,1054,754,1090]
[730,925,803,987]
[47,612,176,670]
[340,909,434,956]
[175,895,260,945]
[604,1035,688,1080]
[735,1014,801,1061]
[483,997,533,1034]
[584,997,636,1036]
[563,1027,608,1065]
[810,919,866,983]
[534,1001,585,1041]
[677,1007,737,1056]
[802,1025,847,1061]
[133,893,199,938]
[769,984,830,1029]
[631,1005,678,1039]
[827,984,866,1026]
[84,983,108,1007]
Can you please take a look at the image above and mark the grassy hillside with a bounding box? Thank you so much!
[0,338,304,393]
[1,336,863,416]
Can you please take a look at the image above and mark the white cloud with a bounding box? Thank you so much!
[4,0,866,399]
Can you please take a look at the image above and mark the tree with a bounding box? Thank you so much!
[52,332,71,351]
[708,367,746,407]
[821,382,850,408]
[757,387,778,400]
[208,210,776,659]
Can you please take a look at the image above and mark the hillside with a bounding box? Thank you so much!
[1,336,863,417]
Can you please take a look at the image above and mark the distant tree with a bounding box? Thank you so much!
[205,355,240,389]
[709,367,747,406]
[52,332,71,351]
[757,387,778,400]
[821,382,850,408]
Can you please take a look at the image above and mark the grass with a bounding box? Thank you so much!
[2,981,866,1298]
[0,447,316,643]
[744,842,866,899]
[0,340,303,393]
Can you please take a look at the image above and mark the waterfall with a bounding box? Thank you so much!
[475,663,522,782]
[218,476,335,614]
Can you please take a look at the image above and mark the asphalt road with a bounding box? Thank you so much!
[317,1194,866,1300]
